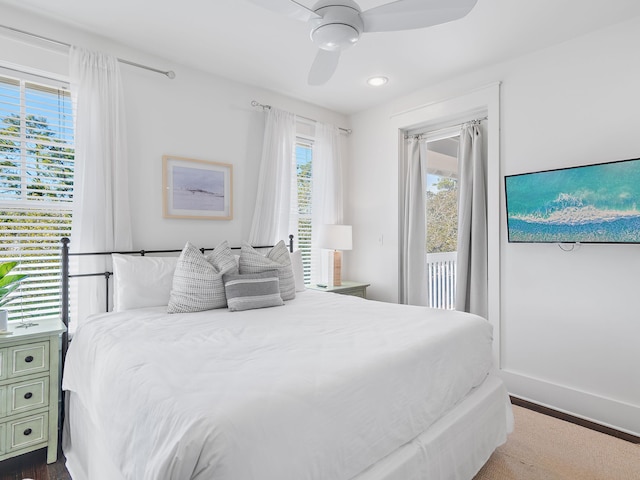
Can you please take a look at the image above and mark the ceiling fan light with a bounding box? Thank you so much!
[312,23,360,51]
[367,76,388,87]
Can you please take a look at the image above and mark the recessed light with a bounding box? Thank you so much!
[367,76,388,87]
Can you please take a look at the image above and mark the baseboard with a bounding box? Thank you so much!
[510,396,640,444]
[501,369,640,439]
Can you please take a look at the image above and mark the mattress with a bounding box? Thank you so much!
[63,290,506,480]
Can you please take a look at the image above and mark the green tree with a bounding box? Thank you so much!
[0,113,74,200]
[426,177,458,253]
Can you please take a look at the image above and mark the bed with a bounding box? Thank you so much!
[60,238,513,480]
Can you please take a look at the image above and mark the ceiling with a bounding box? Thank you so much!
[3,0,640,115]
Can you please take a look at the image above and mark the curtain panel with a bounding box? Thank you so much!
[312,122,344,284]
[69,46,132,329]
[248,107,297,246]
[400,137,429,306]
[312,122,343,224]
[456,122,488,318]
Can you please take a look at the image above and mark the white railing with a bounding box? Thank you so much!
[427,252,457,310]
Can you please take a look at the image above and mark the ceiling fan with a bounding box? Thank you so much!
[246,0,479,85]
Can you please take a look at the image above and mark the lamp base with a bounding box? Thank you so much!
[333,250,342,286]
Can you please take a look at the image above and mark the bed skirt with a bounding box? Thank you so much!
[63,371,512,480]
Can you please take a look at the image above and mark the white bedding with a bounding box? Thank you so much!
[63,290,495,480]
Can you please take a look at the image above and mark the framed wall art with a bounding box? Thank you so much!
[163,155,233,220]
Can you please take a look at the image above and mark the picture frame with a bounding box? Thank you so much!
[163,155,233,220]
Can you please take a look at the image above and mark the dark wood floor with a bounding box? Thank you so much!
[0,448,71,480]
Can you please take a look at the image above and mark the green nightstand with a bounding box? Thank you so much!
[307,281,370,299]
[0,318,66,464]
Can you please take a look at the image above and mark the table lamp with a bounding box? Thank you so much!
[319,224,352,286]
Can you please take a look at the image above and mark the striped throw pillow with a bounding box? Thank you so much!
[168,241,238,313]
[239,240,296,301]
[223,271,284,312]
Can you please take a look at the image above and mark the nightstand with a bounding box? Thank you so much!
[307,281,370,298]
[0,318,66,464]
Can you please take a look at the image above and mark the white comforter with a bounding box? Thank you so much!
[63,290,493,480]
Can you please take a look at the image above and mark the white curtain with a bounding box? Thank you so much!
[312,122,343,224]
[69,46,132,329]
[312,122,344,284]
[456,122,488,318]
[400,137,429,306]
[248,107,297,245]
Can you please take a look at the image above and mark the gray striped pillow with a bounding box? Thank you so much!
[239,240,296,301]
[223,270,284,312]
[168,241,238,313]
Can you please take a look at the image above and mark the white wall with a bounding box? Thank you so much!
[347,17,640,436]
[0,4,348,251]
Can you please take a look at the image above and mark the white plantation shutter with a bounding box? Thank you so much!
[0,70,74,322]
[295,141,313,284]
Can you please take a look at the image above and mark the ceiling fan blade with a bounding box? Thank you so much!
[245,0,320,21]
[361,0,478,32]
[308,49,341,86]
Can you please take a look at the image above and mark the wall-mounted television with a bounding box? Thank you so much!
[505,157,640,243]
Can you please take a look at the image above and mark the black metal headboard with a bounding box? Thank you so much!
[60,234,294,362]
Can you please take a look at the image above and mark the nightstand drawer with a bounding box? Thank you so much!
[8,342,49,378]
[8,412,48,452]
[0,386,6,418]
[8,377,48,416]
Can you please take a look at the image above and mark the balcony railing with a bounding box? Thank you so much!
[427,251,457,310]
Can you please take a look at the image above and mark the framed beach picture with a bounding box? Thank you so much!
[163,155,233,220]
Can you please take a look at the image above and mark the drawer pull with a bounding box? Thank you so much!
[24,392,33,399]
[25,355,34,363]
[24,428,32,436]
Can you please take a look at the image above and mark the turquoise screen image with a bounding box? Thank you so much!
[505,158,640,243]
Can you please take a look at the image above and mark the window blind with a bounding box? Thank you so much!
[295,141,312,284]
[0,71,74,322]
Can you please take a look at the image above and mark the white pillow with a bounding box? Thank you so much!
[291,250,306,292]
[167,241,238,313]
[112,254,178,312]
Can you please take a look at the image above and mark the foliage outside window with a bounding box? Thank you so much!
[426,175,458,253]
[0,70,74,321]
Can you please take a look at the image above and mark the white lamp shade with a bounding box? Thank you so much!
[319,224,352,251]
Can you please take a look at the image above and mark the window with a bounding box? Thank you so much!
[0,69,74,322]
[425,135,459,309]
[295,140,312,284]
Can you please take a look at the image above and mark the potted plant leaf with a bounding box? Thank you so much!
[0,261,27,331]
